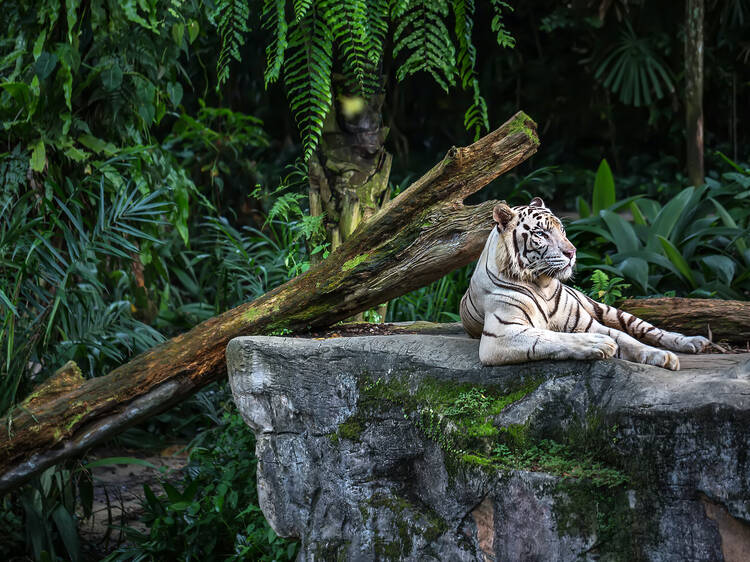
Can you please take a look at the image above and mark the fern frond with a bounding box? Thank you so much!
[489,0,516,48]
[216,0,251,85]
[285,8,333,160]
[321,0,371,94]
[293,0,313,22]
[452,0,488,139]
[464,80,489,140]
[365,0,388,66]
[266,191,306,222]
[453,0,476,90]
[389,0,412,19]
[393,0,456,92]
[262,0,288,86]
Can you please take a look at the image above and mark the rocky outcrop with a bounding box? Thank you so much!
[226,326,750,561]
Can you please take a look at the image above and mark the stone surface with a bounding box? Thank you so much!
[226,328,750,561]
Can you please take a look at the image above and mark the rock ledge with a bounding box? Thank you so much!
[227,329,750,561]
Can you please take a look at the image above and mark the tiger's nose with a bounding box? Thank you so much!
[563,247,576,260]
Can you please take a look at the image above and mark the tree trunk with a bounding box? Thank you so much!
[619,298,750,345]
[308,83,392,319]
[308,86,392,257]
[685,0,704,187]
[0,112,539,493]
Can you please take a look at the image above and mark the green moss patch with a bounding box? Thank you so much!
[506,112,540,146]
[363,493,448,558]
[342,253,369,271]
[337,419,364,441]
[357,373,627,488]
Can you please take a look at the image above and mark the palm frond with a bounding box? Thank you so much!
[595,21,674,107]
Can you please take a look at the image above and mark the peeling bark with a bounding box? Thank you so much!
[0,111,540,493]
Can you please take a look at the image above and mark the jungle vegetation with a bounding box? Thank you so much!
[0,0,748,559]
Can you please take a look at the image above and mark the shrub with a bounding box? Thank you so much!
[106,409,298,562]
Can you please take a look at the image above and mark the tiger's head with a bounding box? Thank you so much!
[492,197,576,282]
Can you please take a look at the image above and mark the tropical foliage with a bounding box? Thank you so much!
[0,0,748,560]
[569,156,750,299]
[215,0,515,158]
[104,409,297,562]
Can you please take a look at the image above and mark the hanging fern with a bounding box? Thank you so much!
[285,7,334,161]
[215,0,251,86]
[365,0,388,65]
[293,0,314,22]
[262,0,288,86]
[490,0,516,48]
[393,0,456,92]
[320,0,371,94]
[212,0,516,159]
[453,0,488,140]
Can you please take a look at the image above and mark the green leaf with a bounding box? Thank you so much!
[63,145,89,162]
[1,82,32,106]
[593,159,615,213]
[175,185,190,245]
[166,81,183,107]
[600,210,639,253]
[634,198,660,222]
[77,134,116,155]
[647,187,694,249]
[169,501,191,511]
[576,196,591,218]
[143,484,163,513]
[629,201,646,225]
[187,19,200,43]
[101,64,122,91]
[702,255,735,285]
[0,288,18,315]
[657,235,696,288]
[34,52,58,80]
[33,30,47,59]
[709,197,749,264]
[30,140,46,172]
[52,505,80,562]
[83,456,163,471]
[617,257,648,293]
[171,23,185,46]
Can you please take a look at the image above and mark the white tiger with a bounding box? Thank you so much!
[460,197,710,370]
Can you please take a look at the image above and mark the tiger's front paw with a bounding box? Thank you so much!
[570,333,618,360]
[637,347,680,371]
[670,335,711,354]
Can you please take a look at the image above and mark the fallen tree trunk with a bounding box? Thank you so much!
[0,111,539,493]
[619,298,750,346]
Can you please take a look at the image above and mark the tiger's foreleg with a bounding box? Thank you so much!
[583,317,681,371]
[478,311,618,366]
[574,288,710,353]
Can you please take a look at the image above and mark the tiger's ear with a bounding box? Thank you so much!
[529,197,546,208]
[493,202,516,231]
